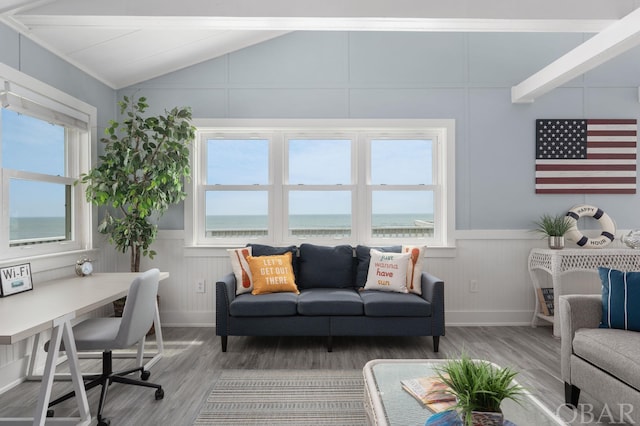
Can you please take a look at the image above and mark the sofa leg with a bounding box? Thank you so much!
[564,382,580,407]
[221,336,228,353]
[433,336,440,352]
[327,336,333,353]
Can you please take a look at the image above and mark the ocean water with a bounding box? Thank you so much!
[206,213,434,230]
[10,217,66,241]
[10,214,434,240]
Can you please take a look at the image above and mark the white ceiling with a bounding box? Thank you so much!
[1,0,640,102]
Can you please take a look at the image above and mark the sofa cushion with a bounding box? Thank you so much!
[572,327,640,391]
[227,247,253,295]
[248,253,299,295]
[355,245,401,288]
[402,245,426,295]
[360,290,432,317]
[247,243,299,276]
[297,288,363,316]
[363,249,410,293]
[229,292,299,317]
[598,267,640,331]
[298,244,355,290]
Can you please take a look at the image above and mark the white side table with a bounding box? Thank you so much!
[528,248,640,337]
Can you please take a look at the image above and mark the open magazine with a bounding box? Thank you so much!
[401,375,456,413]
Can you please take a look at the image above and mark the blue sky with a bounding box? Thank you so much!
[206,137,434,216]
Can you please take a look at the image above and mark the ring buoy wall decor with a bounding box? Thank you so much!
[565,205,616,248]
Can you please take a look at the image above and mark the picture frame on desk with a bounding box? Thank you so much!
[0,263,33,297]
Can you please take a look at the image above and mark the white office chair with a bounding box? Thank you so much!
[46,268,164,426]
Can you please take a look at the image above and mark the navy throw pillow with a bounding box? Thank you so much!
[355,245,401,288]
[246,244,299,277]
[598,267,640,331]
[298,244,354,289]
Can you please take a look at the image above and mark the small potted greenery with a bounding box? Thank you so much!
[436,355,524,426]
[533,213,574,249]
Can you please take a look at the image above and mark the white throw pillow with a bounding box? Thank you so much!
[227,247,253,295]
[402,245,427,295]
[364,249,410,293]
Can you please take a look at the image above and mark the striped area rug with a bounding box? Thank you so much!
[193,369,367,425]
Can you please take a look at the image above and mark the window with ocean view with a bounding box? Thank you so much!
[370,139,434,239]
[2,111,69,245]
[191,119,455,247]
[287,138,353,238]
[204,138,270,238]
[0,63,94,259]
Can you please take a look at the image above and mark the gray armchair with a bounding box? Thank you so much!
[559,294,640,423]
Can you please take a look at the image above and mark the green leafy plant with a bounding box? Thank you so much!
[533,213,574,237]
[79,96,196,272]
[436,355,524,425]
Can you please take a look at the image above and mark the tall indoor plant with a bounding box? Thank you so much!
[80,96,196,272]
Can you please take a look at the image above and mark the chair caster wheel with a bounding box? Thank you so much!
[155,388,165,400]
[98,418,111,426]
[141,370,151,381]
[46,409,54,417]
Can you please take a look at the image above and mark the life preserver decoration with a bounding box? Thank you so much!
[565,205,616,248]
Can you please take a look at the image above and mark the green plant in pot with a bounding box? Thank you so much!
[78,96,195,320]
[436,355,524,426]
[533,213,574,249]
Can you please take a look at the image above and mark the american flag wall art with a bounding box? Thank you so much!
[535,119,637,194]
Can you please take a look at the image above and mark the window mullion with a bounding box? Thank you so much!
[272,132,283,243]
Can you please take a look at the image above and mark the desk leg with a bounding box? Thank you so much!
[60,316,90,423]
[33,313,90,425]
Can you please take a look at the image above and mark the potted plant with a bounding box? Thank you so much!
[435,355,524,426]
[533,213,574,249]
[79,95,195,272]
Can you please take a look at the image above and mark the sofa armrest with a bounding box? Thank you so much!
[215,273,237,337]
[559,294,602,383]
[421,272,445,336]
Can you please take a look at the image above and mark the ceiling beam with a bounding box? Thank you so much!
[512,6,640,103]
[11,15,617,33]
[13,0,637,21]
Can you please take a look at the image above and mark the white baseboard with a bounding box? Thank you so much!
[160,310,215,327]
[0,356,28,394]
[446,309,537,326]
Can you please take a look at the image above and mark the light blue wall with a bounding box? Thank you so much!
[3,24,640,231]
[104,31,640,230]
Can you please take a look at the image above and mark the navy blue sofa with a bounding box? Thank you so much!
[215,243,445,352]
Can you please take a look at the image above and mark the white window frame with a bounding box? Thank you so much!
[187,119,455,248]
[197,131,274,244]
[0,63,95,260]
[284,132,357,243]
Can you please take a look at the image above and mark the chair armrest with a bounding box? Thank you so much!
[421,272,445,336]
[559,294,602,382]
[215,273,237,336]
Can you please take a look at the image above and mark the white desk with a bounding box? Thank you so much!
[0,272,168,425]
[528,248,640,337]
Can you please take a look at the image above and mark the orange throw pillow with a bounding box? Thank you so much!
[247,252,299,295]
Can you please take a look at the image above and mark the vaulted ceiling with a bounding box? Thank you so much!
[2,0,640,103]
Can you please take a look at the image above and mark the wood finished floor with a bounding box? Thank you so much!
[0,326,621,425]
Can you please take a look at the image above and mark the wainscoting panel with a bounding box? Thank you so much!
[136,230,613,328]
